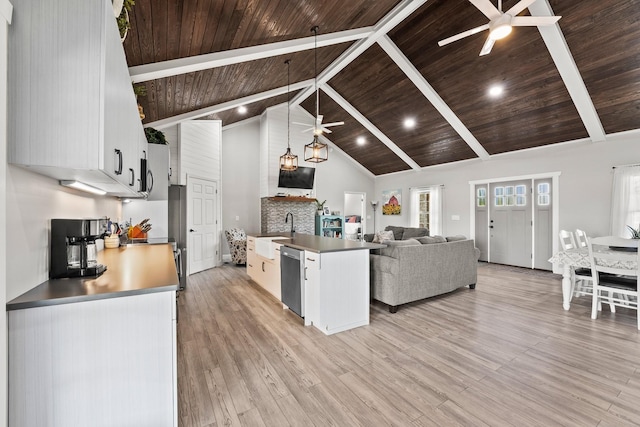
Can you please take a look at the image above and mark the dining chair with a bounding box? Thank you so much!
[587,236,640,329]
[559,230,594,299]
[575,229,588,248]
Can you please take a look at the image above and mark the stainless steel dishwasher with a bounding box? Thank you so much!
[280,246,305,317]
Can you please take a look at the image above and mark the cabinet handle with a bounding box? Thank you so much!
[306,257,316,262]
[114,149,123,175]
[147,170,154,193]
[304,266,307,281]
[248,264,253,268]
[129,168,135,186]
[262,261,265,272]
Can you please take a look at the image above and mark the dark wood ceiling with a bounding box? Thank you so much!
[124,0,640,176]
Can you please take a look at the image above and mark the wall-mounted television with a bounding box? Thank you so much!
[278,166,316,190]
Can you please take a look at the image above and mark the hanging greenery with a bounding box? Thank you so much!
[144,127,168,145]
[117,0,135,40]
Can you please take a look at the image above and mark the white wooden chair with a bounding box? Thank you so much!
[559,230,594,299]
[575,229,588,248]
[587,236,640,329]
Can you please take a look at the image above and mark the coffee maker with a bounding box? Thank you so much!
[50,219,107,279]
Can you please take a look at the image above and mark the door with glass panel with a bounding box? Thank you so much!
[489,180,532,268]
[533,179,552,270]
[474,184,489,261]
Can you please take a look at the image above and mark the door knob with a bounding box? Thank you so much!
[189,229,196,232]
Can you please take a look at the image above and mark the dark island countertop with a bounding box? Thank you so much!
[248,232,385,253]
[7,244,179,311]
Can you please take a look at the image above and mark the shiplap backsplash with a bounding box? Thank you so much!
[176,121,221,185]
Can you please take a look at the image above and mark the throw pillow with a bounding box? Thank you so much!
[446,235,467,242]
[384,226,405,241]
[417,235,447,244]
[402,227,429,239]
[372,230,395,243]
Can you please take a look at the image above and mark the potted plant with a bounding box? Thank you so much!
[133,83,147,121]
[627,224,640,239]
[144,127,168,145]
[315,199,326,216]
[116,0,135,42]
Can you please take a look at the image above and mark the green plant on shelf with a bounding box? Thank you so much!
[627,224,640,239]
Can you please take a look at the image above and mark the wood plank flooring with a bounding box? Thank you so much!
[177,263,640,426]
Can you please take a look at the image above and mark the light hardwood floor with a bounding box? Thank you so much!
[177,263,640,426]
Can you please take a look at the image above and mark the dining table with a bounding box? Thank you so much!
[548,245,638,310]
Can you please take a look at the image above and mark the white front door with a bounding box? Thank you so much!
[188,176,218,274]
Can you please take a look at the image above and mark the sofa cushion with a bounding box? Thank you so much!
[379,239,421,257]
[417,235,446,244]
[384,226,405,240]
[402,227,429,239]
[372,230,395,243]
[446,235,467,242]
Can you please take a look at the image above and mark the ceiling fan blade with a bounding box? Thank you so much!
[469,0,501,20]
[511,16,561,26]
[505,0,538,17]
[438,23,490,47]
[293,121,312,126]
[320,127,333,134]
[322,121,344,127]
[479,36,495,56]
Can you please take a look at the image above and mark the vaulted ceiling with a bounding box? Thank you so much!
[123,0,640,176]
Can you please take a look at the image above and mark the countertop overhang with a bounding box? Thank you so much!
[250,232,385,253]
[7,244,179,311]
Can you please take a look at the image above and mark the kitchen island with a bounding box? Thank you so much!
[247,233,384,335]
[7,244,179,427]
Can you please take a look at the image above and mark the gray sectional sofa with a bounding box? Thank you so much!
[368,227,480,312]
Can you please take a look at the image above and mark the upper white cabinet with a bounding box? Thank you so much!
[8,0,145,195]
[147,143,170,201]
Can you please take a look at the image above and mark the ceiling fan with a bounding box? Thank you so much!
[438,0,561,56]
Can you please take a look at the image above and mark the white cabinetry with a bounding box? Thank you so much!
[7,0,146,196]
[8,291,177,426]
[247,236,282,300]
[304,250,370,335]
[147,144,170,201]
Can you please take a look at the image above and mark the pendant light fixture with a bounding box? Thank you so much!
[304,25,329,163]
[279,59,298,171]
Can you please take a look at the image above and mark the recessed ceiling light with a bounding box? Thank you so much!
[237,105,247,114]
[403,118,416,129]
[488,85,504,97]
[356,136,366,145]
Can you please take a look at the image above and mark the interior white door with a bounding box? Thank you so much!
[489,180,532,268]
[188,177,218,274]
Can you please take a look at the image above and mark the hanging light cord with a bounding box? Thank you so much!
[312,25,319,121]
[286,59,291,149]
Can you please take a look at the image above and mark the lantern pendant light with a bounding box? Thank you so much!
[304,26,328,163]
[279,59,298,171]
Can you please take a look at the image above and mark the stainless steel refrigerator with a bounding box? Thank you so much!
[168,185,188,290]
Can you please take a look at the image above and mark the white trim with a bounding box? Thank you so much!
[377,35,490,160]
[529,0,606,142]
[145,79,314,129]
[129,27,373,83]
[290,0,429,107]
[0,0,11,24]
[321,84,421,171]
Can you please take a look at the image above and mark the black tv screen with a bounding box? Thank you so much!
[278,166,316,189]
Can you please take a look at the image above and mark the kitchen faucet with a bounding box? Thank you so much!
[285,212,295,234]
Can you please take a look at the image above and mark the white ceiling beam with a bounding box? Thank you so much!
[377,35,490,160]
[528,0,606,142]
[145,79,314,129]
[129,27,373,83]
[290,0,430,107]
[322,84,422,171]
[1,0,12,24]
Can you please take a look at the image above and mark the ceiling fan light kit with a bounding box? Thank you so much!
[438,0,560,56]
[280,59,298,171]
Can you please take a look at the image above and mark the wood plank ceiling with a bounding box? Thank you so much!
[124,0,640,176]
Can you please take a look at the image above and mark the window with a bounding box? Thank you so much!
[476,187,486,207]
[611,166,640,237]
[410,185,443,235]
[537,182,550,206]
[494,186,504,206]
[515,185,527,206]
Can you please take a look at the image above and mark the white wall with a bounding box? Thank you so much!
[5,166,121,301]
[221,118,261,253]
[374,133,640,240]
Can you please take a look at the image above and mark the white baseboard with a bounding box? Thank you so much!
[222,254,231,263]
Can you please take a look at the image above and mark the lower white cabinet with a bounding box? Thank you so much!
[247,238,282,300]
[304,249,370,335]
[8,291,177,427]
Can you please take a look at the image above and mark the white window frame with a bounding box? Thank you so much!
[410,185,443,235]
